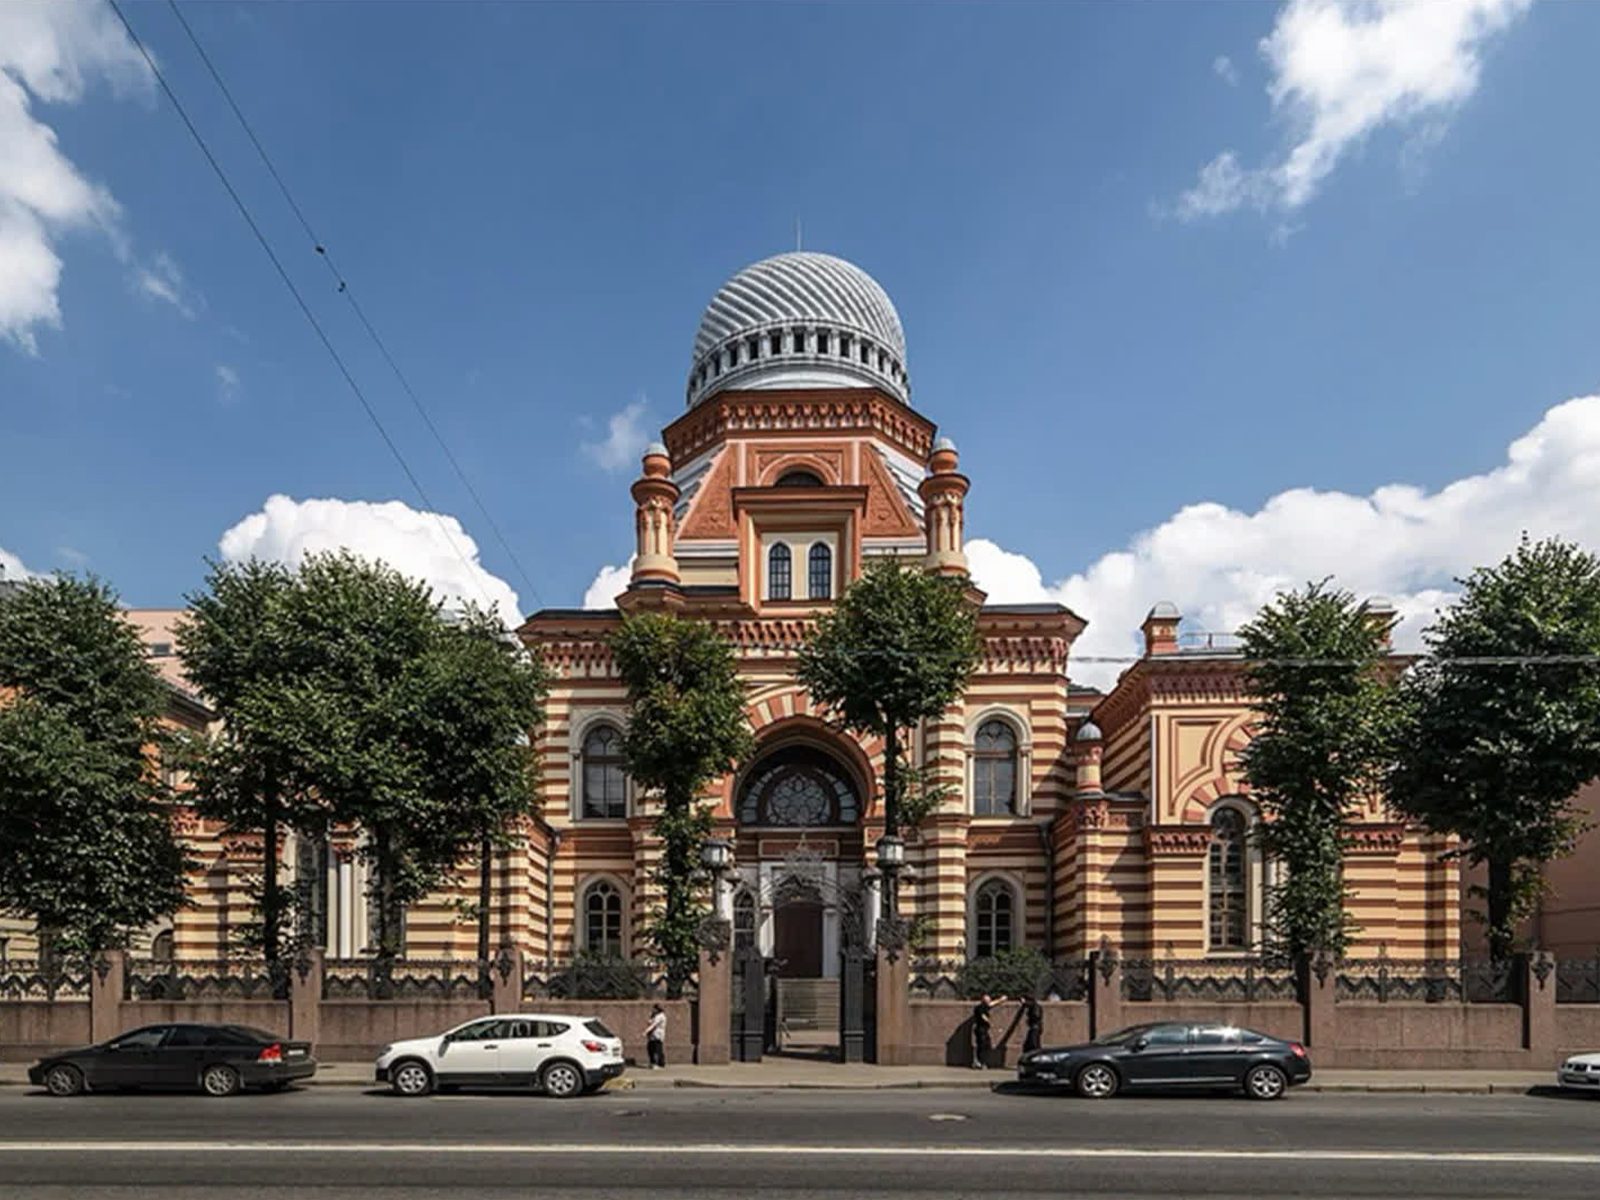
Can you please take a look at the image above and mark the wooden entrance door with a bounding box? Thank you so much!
[772,901,824,978]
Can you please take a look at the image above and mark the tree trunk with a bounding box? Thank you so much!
[882,724,900,836]
[262,780,280,967]
[1487,856,1515,962]
[477,834,493,999]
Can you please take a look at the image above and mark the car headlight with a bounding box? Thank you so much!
[377,1045,392,1059]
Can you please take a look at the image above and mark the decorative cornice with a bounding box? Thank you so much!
[1144,826,1214,856]
[1344,823,1406,855]
[662,389,935,463]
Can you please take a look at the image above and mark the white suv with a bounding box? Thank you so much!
[375,1013,625,1099]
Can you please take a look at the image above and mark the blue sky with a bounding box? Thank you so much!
[3,0,1598,680]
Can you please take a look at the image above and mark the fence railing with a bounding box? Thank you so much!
[322,957,492,1001]
[125,958,288,1002]
[0,958,91,1001]
[1120,957,1299,1003]
[908,957,1091,1002]
[520,957,692,1001]
[1334,957,1518,1004]
[1556,956,1600,1005]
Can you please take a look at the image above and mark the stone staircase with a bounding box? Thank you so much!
[777,977,839,1032]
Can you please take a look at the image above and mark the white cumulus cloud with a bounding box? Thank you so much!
[582,557,634,610]
[1175,0,1530,220]
[0,543,41,583]
[969,394,1600,690]
[0,0,150,351]
[218,495,523,626]
[581,400,650,473]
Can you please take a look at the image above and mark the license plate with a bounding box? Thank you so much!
[288,1049,306,1057]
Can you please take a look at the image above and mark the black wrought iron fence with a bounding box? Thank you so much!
[1120,957,1299,1003]
[125,957,288,1001]
[907,956,1090,1001]
[1334,956,1518,1004]
[520,956,691,1001]
[1556,955,1600,1004]
[322,957,487,1001]
[0,958,90,1001]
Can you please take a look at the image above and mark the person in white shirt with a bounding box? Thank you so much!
[645,1004,667,1069]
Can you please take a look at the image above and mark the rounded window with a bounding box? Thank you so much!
[738,745,860,827]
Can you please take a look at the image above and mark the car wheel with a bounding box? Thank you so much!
[43,1064,84,1097]
[201,1064,241,1098]
[541,1060,584,1099]
[390,1060,434,1098]
[1075,1063,1119,1100]
[1244,1064,1288,1101]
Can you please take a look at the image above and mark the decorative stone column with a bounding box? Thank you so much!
[918,437,970,578]
[1522,950,1556,1061]
[492,946,524,1015]
[629,443,680,587]
[289,948,323,1047]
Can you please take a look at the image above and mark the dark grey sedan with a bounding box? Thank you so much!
[1017,1021,1312,1100]
[29,1023,316,1097]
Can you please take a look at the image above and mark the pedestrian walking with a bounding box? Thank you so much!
[970,991,1008,1069]
[645,1004,667,1069]
[1021,992,1043,1055]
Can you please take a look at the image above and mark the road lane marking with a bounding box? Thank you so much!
[0,1143,1596,1165]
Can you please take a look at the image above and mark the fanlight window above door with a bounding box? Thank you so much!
[737,745,860,827]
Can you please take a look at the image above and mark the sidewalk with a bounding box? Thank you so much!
[0,1059,1555,1094]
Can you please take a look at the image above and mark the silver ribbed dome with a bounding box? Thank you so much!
[687,252,909,407]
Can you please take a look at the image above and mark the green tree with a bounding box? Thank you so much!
[177,560,322,965]
[410,609,547,988]
[1391,536,1600,960]
[796,559,980,837]
[1238,580,1399,958]
[0,576,189,955]
[611,613,754,996]
[266,553,453,958]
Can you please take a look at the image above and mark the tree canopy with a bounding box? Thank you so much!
[0,575,189,955]
[612,612,753,993]
[1390,536,1600,959]
[1238,580,1400,958]
[796,558,980,835]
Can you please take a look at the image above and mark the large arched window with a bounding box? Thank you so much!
[808,543,833,599]
[738,745,860,826]
[972,878,1017,959]
[973,720,1019,816]
[582,880,625,956]
[768,543,792,600]
[1208,807,1249,950]
[733,887,757,952]
[581,724,627,819]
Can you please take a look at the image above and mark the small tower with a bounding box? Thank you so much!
[629,442,680,589]
[1073,720,1105,798]
[918,437,970,577]
[1141,601,1181,656]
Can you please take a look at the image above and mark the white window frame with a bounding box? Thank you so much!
[571,710,632,822]
[1204,798,1264,954]
[965,707,1031,818]
[967,872,1023,959]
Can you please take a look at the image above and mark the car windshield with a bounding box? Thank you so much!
[225,1026,277,1043]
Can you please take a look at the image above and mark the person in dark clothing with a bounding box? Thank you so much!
[970,992,1008,1069]
[1021,992,1044,1055]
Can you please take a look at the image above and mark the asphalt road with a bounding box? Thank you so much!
[0,1085,1596,1197]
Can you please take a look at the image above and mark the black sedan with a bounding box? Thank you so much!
[28,1023,316,1097]
[1017,1021,1311,1100]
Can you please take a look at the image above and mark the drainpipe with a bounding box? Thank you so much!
[1037,818,1056,960]
[546,829,563,959]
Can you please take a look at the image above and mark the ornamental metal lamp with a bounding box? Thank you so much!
[875,834,906,920]
[700,837,734,917]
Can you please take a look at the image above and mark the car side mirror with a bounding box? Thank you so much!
[1130,1038,1149,1052]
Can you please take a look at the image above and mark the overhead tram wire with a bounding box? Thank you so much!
[108,0,501,618]
[164,0,544,611]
